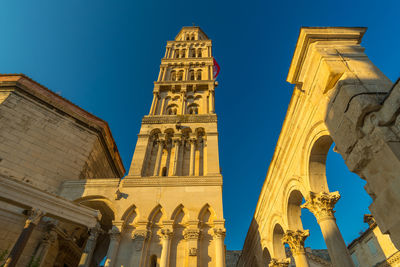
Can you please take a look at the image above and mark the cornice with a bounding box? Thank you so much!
[62,178,121,188]
[121,175,222,187]
[142,114,218,124]
[161,57,213,64]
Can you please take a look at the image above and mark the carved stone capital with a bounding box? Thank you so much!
[183,228,201,240]
[301,191,340,222]
[159,228,173,240]
[42,228,58,245]
[25,208,44,226]
[88,223,103,241]
[212,228,226,239]
[282,230,309,254]
[269,258,290,267]
[132,229,150,241]
[108,225,121,241]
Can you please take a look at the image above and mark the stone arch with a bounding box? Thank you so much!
[121,204,139,226]
[148,204,165,224]
[271,223,286,259]
[74,196,116,266]
[170,204,187,266]
[281,178,307,230]
[198,203,216,224]
[262,247,272,266]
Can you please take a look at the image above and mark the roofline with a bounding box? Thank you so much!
[174,26,210,40]
[0,74,126,177]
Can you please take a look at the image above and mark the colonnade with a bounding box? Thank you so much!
[80,224,226,267]
[267,191,354,267]
[145,132,205,177]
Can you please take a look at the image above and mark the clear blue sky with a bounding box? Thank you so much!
[1,0,400,251]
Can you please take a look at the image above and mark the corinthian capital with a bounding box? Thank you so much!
[269,258,290,267]
[25,208,44,226]
[282,230,309,254]
[132,229,150,241]
[212,228,226,239]
[183,228,201,240]
[159,228,173,240]
[301,191,340,222]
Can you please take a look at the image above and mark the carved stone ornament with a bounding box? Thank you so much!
[132,229,150,241]
[281,230,309,254]
[212,228,226,239]
[188,247,197,256]
[25,208,44,226]
[108,226,121,241]
[159,228,173,240]
[183,229,201,240]
[88,223,103,241]
[269,258,290,267]
[301,191,340,222]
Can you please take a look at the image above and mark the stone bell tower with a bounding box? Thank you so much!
[123,26,226,267]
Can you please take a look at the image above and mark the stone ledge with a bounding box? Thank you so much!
[122,175,222,187]
[62,178,121,188]
[142,114,217,124]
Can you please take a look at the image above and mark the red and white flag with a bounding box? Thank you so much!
[213,58,220,79]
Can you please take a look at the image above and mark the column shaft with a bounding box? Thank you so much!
[153,140,164,176]
[4,209,43,267]
[189,140,196,176]
[172,140,180,176]
[213,228,226,267]
[159,229,173,267]
[78,224,101,267]
[104,228,120,267]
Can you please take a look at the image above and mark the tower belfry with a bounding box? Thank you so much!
[122,26,226,267]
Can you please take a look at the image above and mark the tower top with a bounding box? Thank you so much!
[175,26,209,41]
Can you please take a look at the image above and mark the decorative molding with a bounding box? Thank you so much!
[183,229,201,240]
[142,114,217,124]
[301,191,340,222]
[122,176,222,187]
[62,178,120,188]
[269,258,290,267]
[159,228,173,240]
[282,230,309,254]
[212,228,226,239]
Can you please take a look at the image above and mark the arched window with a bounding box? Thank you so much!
[170,71,176,81]
[177,70,184,81]
[167,105,178,115]
[175,50,179,58]
[189,70,195,80]
[188,104,199,115]
[181,49,186,58]
[196,70,202,80]
[186,35,190,40]
[150,255,157,267]
[191,35,195,40]
[191,49,196,58]
[162,167,167,176]
[197,49,202,58]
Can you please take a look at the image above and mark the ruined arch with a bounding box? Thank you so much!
[271,223,286,259]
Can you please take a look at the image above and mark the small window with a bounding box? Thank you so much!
[181,49,186,58]
[196,70,202,80]
[197,49,202,58]
[177,71,184,81]
[175,50,179,58]
[170,71,176,81]
[162,167,167,176]
[150,255,157,267]
[191,49,196,57]
[189,71,195,80]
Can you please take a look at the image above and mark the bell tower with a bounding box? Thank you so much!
[123,27,225,267]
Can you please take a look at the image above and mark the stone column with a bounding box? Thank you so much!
[159,229,173,267]
[183,228,201,267]
[35,223,57,267]
[213,228,226,267]
[78,223,102,267]
[160,97,166,115]
[172,136,181,176]
[269,258,290,267]
[104,226,121,267]
[150,93,157,114]
[189,136,196,176]
[153,137,165,176]
[282,230,310,267]
[162,67,167,81]
[209,90,215,113]
[130,229,150,267]
[301,191,354,267]
[4,208,44,267]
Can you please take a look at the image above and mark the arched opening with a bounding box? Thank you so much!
[177,70,184,81]
[150,255,157,267]
[170,70,176,81]
[262,248,271,266]
[170,205,186,266]
[191,49,196,57]
[197,49,202,58]
[188,104,199,115]
[189,70,195,80]
[287,190,305,230]
[174,50,179,59]
[198,204,215,266]
[272,224,286,259]
[161,166,167,176]
[309,135,332,193]
[196,69,202,80]
[181,49,186,58]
